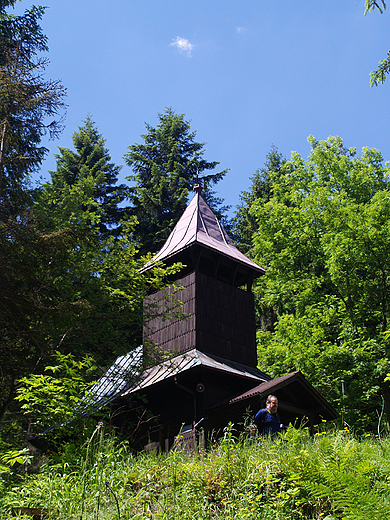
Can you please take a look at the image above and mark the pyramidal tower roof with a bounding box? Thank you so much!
[143,186,265,275]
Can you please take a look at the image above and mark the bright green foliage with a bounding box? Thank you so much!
[34,190,183,366]
[251,136,390,430]
[365,0,386,15]
[124,107,229,255]
[43,116,128,237]
[0,5,183,445]
[364,1,390,85]
[1,185,182,430]
[0,4,66,215]
[0,1,67,429]
[370,49,390,86]
[1,425,390,519]
[16,351,97,430]
[34,118,182,366]
[1,448,31,468]
[257,310,390,431]
[234,145,285,254]
[233,145,284,331]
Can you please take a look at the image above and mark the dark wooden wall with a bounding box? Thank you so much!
[144,271,197,355]
[143,270,257,367]
[196,272,257,366]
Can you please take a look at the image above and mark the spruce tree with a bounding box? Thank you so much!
[0,4,66,217]
[0,1,67,423]
[45,116,128,237]
[233,145,285,254]
[124,108,228,255]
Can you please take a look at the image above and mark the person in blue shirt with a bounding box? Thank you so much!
[254,395,282,435]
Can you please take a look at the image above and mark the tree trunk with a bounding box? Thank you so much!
[0,385,15,425]
[0,119,7,198]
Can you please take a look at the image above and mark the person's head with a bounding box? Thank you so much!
[266,395,278,414]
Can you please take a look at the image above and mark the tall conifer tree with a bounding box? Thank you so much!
[0,3,66,217]
[0,1,67,424]
[45,116,128,237]
[233,145,285,255]
[125,108,228,256]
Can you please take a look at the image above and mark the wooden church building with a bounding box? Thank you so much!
[94,185,337,450]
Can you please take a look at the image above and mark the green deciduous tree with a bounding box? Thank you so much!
[34,187,181,366]
[251,136,390,431]
[124,107,229,256]
[15,351,97,431]
[34,117,175,366]
[1,200,183,429]
[0,216,88,424]
[0,2,67,428]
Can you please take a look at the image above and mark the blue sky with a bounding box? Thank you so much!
[11,0,390,214]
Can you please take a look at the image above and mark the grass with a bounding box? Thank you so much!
[1,423,390,519]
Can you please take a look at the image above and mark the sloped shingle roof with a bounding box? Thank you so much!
[208,371,338,420]
[142,188,265,275]
[85,348,271,408]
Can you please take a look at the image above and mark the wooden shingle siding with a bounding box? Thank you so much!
[143,270,257,367]
[143,272,196,359]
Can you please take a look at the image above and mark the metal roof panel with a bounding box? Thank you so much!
[121,348,270,395]
[142,190,265,274]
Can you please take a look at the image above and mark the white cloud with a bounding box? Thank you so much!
[170,37,194,56]
[236,26,246,34]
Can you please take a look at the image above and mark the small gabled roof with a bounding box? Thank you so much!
[209,371,338,420]
[142,187,265,275]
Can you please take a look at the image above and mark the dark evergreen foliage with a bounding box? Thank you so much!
[233,145,285,254]
[45,116,129,237]
[124,108,229,255]
[0,214,87,424]
[0,5,66,218]
[0,2,67,423]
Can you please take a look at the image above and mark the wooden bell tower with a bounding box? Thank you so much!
[143,185,265,368]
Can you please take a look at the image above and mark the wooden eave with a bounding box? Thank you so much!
[208,371,338,421]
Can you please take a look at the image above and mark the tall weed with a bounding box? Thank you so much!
[1,425,390,519]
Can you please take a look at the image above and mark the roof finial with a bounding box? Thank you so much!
[194,168,202,194]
